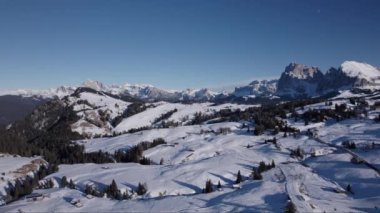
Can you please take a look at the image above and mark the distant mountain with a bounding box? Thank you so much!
[276,63,324,97]
[1,61,379,105]
[275,61,380,98]
[0,86,76,99]
[233,80,278,98]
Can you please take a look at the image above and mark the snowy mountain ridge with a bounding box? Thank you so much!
[1,61,379,101]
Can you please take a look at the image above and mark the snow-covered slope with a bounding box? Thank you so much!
[65,88,257,137]
[67,91,132,137]
[3,113,380,212]
[0,154,47,204]
[341,61,380,81]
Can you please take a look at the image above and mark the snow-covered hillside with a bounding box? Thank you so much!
[1,62,380,212]
[65,89,257,137]
[341,61,380,81]
[3,114,380,212]
[0,155,47,205]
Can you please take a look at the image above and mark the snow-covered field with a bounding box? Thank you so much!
[3,115,380,212]
[1,92,380,212]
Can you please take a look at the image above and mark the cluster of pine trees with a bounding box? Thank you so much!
[3,164,55,204]
[290,147,305,159]
[342,141,356,149]
[252,160,276,180]
[82,179,147,200]
[114,138,166,164]
[111,102,149,127]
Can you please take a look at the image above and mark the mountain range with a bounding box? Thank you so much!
[0,60,379,125]
[2,60,379,101]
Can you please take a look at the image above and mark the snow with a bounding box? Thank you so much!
[316,119,380,168]
[68,92,131,136]
[341,61,380,81]
[114,102,256,134]
[0,155,46,201]
[3,117,380,212]
[2,92,380,212]
[0,87,75,99]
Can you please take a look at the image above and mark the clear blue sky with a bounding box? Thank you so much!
[0,0,379,90]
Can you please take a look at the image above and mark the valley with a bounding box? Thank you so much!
[0,61,379,212]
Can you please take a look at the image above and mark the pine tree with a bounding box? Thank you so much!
[109,179,119,198]
[137,182,147,195]
[235,170,242,184]
[253,170,263,180]
[85,184,93,195]
[346,184,352,193]
[61,176,68,188]
[258,161,266,173]
[285,201,296,213]
[68,179,75,189]
[23,179,33,194]
[47,179,54,188]
[159,158,164,165]
[123,190,131,200]
[271,160,275,168]
[204,179,213,193]
[217,180,222,189]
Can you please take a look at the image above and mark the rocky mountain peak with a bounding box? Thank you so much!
[82,80,108,91]
[284,63,323,79]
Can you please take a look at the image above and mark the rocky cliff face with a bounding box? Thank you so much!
[276,63,324,97]
[276,61,380,98]
[233,80,277,97]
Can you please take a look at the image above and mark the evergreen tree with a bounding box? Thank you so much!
[12,180,22,198]
[85,184,93,195]
[108,179,119,198]
[159,158,164,165]
[123,190,131,200]
[23,179,33,194]
[68,179,75,189]
[254,125,265,136]
[204,179,213,193]
[217,180,222,189]
[346,184,352,193]
[47,179,54,188]
[61,176,68,188]
[235,170,242,184]
[271,160,275,168]
[258,161,266,173]
[253,170,263,180]
[137,182,147,196]
[285,201,296,213]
